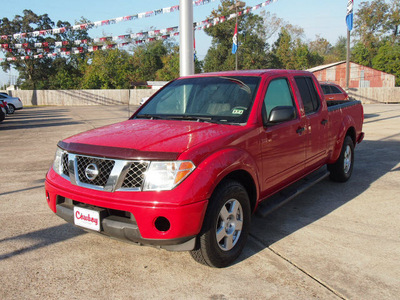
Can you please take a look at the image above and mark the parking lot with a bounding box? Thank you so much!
[1,104,399,299]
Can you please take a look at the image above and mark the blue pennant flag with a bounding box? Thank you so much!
[346,0,354,31]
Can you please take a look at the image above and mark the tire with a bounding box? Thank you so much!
[190,180,251,268]
[0,107,5,122]
[328,136,354,182]
[7,104,15,114]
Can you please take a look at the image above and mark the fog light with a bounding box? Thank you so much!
[46,192,50,204]
[154,217,170,232]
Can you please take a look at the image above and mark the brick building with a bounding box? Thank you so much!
[308,61,395,88]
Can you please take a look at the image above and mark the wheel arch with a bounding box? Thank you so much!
[191,148,260,213]
[220,170,258,213]
[346,126,356,146]
[328,114,357,164]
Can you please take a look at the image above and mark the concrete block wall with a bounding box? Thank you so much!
[347,87,400,104]
[7,89,156,106]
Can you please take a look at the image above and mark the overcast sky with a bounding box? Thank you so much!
[0,0,359,86]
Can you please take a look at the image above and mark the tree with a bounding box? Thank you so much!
[329,36,347,62]
[352,42,373,67]
[352,0,399,84]
[48,57,84,89]
[271,28,323,70]
[203,0,271,72]
[0,10,90,89]
[372,40,400,86]
[354,0,391,43]
[308,35,333,58]
[155,45,203,81]
[81,49,134,89]
[129,40,168,83]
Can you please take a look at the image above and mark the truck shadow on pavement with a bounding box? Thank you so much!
[238,137,400,264]
[0,224,86,261]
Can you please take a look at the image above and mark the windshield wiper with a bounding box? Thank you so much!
[166,115,220,123]
[135,114,166,120]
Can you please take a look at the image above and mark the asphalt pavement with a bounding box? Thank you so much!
[0,104,399,299]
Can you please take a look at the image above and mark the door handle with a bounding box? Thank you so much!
[321,119,328,125]
[296,127,305,134]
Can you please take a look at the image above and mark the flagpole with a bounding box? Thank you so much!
[230,1,245,71]
[346,29,350,89]
[179,0,194,76]
[345,0,353,89]
[235,9,238,70]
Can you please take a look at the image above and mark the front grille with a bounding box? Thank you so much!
[122,162,149,189]
[61,153,69,176]
[59,152,150,192]
[76,155,115,187]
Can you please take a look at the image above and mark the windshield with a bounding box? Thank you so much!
[134,76,261,124]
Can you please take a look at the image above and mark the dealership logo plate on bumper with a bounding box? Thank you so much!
[74,206,100,232]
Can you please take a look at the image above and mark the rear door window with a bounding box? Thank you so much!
[295,77,320,115]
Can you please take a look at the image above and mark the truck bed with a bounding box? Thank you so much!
[326,100,362,112]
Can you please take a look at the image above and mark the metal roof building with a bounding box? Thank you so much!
[307,61,395,88]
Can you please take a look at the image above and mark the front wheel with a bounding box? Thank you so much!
[190,180,251,268]
[328,136,354,182]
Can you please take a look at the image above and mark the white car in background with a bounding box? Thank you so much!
[0,92,23,114]
[140,97,150,106]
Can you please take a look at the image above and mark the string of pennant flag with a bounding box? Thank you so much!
[0,27,180,51]
[0,0,278,62]
[0,0,217,41]
[0,35,179,62]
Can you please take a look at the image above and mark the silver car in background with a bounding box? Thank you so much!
[0,92,23,114]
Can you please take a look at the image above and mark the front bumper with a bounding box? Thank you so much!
[55,201,196,251]
[45,170,208,251]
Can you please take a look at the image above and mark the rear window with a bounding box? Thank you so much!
[321,85,331,94]
[330,86,342,94]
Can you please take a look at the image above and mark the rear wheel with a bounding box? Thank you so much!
[328,136,354,182]
[7,104,15,114]
[190,180,251,268]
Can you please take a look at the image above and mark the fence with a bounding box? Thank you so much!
[347,87,400,104]
[4,87,400,106]
[6,89,156,106]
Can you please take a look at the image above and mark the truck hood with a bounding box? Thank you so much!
[60,119,245,161]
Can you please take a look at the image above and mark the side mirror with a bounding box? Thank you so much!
[267,106,296,124]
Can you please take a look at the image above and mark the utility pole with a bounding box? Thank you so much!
[179,0,194,76]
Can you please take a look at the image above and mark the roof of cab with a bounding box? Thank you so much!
[180,69,313,78]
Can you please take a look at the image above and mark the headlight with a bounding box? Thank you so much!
[143,161,195,191]
[53,147,65,175]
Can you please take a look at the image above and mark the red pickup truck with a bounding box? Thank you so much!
[45,70,364,267]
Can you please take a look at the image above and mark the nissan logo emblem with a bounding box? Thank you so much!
[85,163,99,181]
